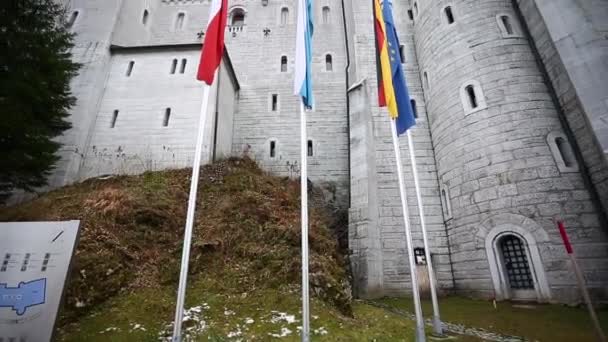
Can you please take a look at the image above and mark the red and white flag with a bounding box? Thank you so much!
[196,0,228,85]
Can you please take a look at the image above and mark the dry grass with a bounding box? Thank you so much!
[0,157,352,326]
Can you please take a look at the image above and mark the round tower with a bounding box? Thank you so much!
[412,0,608,302]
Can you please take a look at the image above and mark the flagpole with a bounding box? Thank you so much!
[171,83,211,342]
[406,130,443,336]
[390,119,426,342]
[299,101,311,342]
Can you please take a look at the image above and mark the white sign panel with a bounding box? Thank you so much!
[0,221,80,342]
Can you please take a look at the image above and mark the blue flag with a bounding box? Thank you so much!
[382,1,415,135]
[294,0,314,108]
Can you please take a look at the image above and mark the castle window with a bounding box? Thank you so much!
[110,110,119,128]
[410,99,418,119]
[271,94,278,111]
[325,54,333,71]
[407,9,413,20]
[496,14,521,38]
[444,6,455,24]
[466,85,477,108]
[501,15,513,34]
[413,2,418,17]
[231,9,245,26]
[307,140,314,156]
[322,6,330,24]
[441,185,452,220]
[556,138,574,167]
[163,108,171,127]
[270,140,277,158]
[423,71,429,90]
[281,56,287,72]
[66,10,79,29]
[547,132,578,172]
[126,61,135,77]
[170,59,178,74]
[399,45,405,63]
[142,9,149,26]
[460,80,487,114]
[176,12,186,31]
[180,59,187,74]
[281,7,289,25]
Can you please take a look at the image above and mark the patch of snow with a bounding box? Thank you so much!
[313,327,328,335]
[224,308,236,316]
[75,300,86,308]
[227,326,242,338]
[270,311,297,324]
[99,327,120,334]
[157,305,207,341]
[129,323,146,332]
[244,318,255,324]
[268,327,293,338]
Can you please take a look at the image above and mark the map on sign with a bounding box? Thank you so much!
[0,278,47,315]
[0,221,80,342]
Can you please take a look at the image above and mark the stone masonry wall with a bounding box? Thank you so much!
[50,0,125,187]
[227,0,350,208]
[347,0,453,298]
[515,0,608,219]
[414,0,608,302]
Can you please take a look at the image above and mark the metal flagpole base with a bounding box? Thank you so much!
[431,315,444,337]
[416,324,426,342]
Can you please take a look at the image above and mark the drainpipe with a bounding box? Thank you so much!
[341,0,351,208]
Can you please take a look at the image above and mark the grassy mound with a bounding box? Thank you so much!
[0,158,352,326]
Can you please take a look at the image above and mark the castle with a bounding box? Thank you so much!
[53,0,608,304]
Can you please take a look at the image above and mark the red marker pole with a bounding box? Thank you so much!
[557,220,606,342]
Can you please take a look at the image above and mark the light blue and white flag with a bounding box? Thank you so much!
[294,0,314,108]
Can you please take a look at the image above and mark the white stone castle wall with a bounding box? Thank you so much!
[413,0,608,301]
[79,49,236,179]
[347,0,453,298]
[226,0,350,207]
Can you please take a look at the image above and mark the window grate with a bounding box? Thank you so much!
[500,236,534,290]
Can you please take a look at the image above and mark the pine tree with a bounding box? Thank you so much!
[0,0,79,201]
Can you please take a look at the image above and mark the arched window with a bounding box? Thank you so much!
[399,45,405,63]
[271,94,278,111]
[110,110,119,128]
[126,61,135,77]
[496,14,521,38]
[269,140,277,158]
[307,140,314,156]
[163,108,171,127]
[555,138,574,167]
[280,7,289,25]
[444,6,455,24]
[142,9,149,26]
[547,132,578,172]
[410,99,417,118]
[460,80,487,114]
[176,12,186,31]
[423,71,429,90]
[231,8,245,26]
[465,85,477,109]
[281,56,287,72]
[325,54,333,71]
[170,59,178,74]
[180,59,187,74]
[322,6,330,24]
[66,10,79,29]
